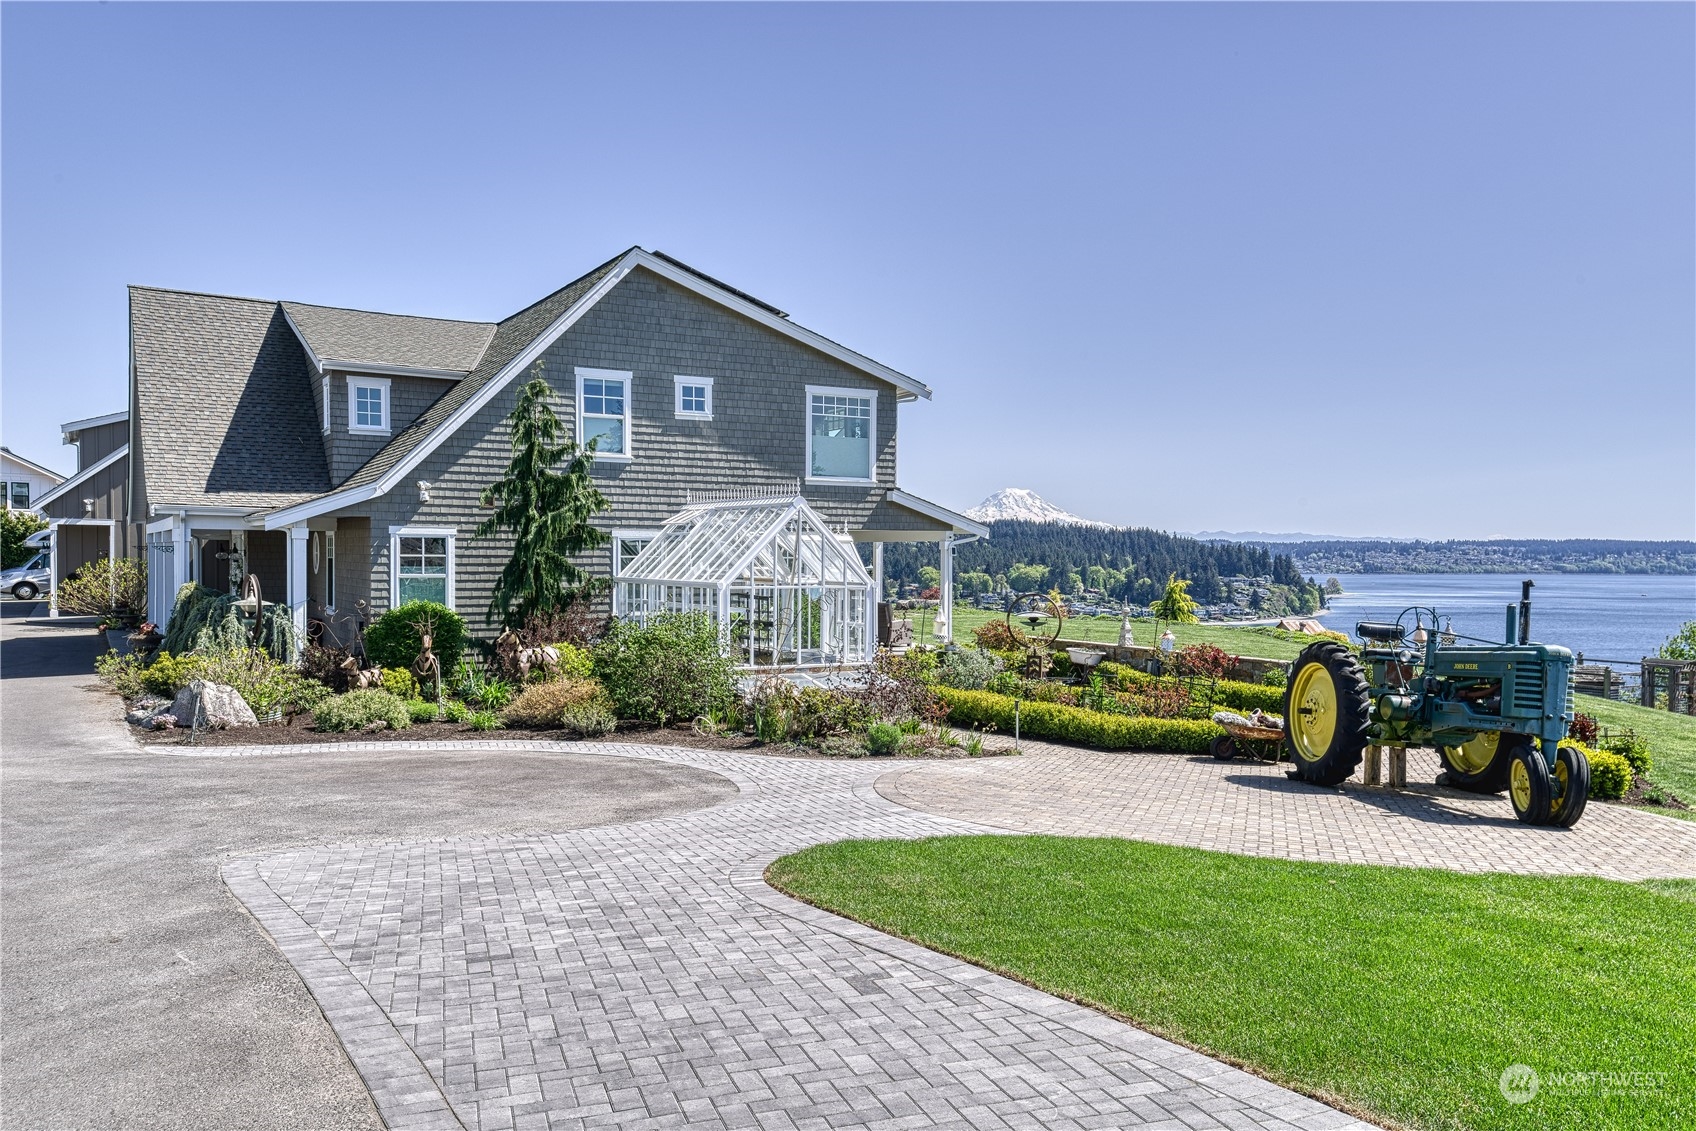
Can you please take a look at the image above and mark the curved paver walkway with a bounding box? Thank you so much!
[196,741,1374,1131]
[880,740,1696,881]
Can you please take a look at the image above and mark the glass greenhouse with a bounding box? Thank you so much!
[613,495,876,667]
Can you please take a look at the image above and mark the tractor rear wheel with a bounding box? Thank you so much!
[1437,732,1513,793]
[1507,737,1554,825]
[1551,744,1591,829]
[1283,642,1370,787]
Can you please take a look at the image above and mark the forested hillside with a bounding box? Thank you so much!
[1286,539,1696,575]
[883,520,1315,607]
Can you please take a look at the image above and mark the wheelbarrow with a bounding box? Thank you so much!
[1209,719,1286,763]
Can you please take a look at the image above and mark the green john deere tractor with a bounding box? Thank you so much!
[1282,581,1588,827]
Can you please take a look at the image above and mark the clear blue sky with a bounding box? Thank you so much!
[4,3,1691,539]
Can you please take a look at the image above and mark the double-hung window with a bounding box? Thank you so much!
[674,376,713,419]
[806,386,876,483]
[391,527,454,609]
[8,482,29,509]
[348,375,391,434]
[576,368,632,459]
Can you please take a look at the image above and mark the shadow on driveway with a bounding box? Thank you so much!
[0,617,102,678]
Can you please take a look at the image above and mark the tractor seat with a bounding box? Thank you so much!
[1356,622,1404,643]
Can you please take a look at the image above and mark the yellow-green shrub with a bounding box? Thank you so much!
[543,641,593,681]
[502,677,612,729]
[381,667,419,700]
[938,687,1222,753]
[1562,740,1633,800]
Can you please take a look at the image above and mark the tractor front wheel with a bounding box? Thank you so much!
[1507,738,1554,825]
[1551,744,1591,828]
[1283,642,1370,787]
[1437,732,1513,793]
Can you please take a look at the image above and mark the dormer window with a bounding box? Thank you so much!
[348,375,391,435]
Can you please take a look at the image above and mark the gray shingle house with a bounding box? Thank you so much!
[132,247,984,663]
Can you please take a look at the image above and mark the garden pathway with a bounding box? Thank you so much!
[881,740,1696,881]
[200,740,1372,1131]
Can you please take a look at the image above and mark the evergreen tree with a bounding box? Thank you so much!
[476,368,610,630]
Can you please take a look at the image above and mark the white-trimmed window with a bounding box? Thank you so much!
[348,375,391,434]
[806,386,876,483]
[674,376,713,420]
[390,526,454,609]
[576,367,632,459]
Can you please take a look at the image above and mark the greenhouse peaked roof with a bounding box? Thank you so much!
[619,495,872,588]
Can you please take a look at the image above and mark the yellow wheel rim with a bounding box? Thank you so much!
[1290,661,1337,763]
[1552,758,1569,816]
[1446,732,1500,775]
[1510,756,1531,812]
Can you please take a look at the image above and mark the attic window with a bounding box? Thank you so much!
[348,375,391,435]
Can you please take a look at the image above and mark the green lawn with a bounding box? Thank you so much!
[770,836,1696,1131]
[1577,694,1696,809]
[901,604,1320,661]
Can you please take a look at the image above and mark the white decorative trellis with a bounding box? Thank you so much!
[613,494,876,668]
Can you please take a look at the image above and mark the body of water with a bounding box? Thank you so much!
[1314,573,1695,664]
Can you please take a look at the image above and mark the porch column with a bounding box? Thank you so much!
[287,523,310,638]
[937,533,954,645]
[47,521,60,618]
[174,519,194,596]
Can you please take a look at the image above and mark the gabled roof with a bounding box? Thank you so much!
[264,248,931,528]
[130,287,331,510]
[0,446,66,483]
[60,410,128,440]
[621,494,872,588]
[309,250,631,499]
[33,445,127,510]
[279,302,495,376]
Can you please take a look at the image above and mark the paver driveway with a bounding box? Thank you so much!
[878,740,1696,881]
[210,741,1373,1131]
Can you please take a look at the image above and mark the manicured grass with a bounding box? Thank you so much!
[1578,694,1696,804]
[900,604,1319,660]
[770,836,1696,1131]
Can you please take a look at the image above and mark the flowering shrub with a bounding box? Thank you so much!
[1167,643,1237,680]
[973,621,1030,651]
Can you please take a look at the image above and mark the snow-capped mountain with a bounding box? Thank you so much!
[965,488,1112,528]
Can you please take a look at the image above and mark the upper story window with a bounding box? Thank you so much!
[806,386,876,483]
[674,376,713,420]
[348,375,391,435]
[576,368,632,459]
[8,482,29,509]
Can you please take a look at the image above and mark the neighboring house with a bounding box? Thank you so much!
[131,247,984,664]
[32,411,141,614]
[0,446,64,512]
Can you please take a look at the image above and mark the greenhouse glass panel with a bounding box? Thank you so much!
[615,495,876,667]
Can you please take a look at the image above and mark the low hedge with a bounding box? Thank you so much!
[938,687,1222,753]
[1562,740,1633,800]
[1099,661,1285,713]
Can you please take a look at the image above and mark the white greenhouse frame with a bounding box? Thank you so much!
[613,494,876,668]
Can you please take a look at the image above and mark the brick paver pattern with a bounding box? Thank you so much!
[880,741,1696,881]
[217,742,1377,1131]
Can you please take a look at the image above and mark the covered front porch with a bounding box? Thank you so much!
[143,510,369,643]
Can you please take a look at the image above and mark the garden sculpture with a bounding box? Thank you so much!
[1283,580,1588,827]
[412,608,444,702]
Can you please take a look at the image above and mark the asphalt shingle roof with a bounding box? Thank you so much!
[130,287,331,510]
[328,251,630,495]
[279,301,495,373]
